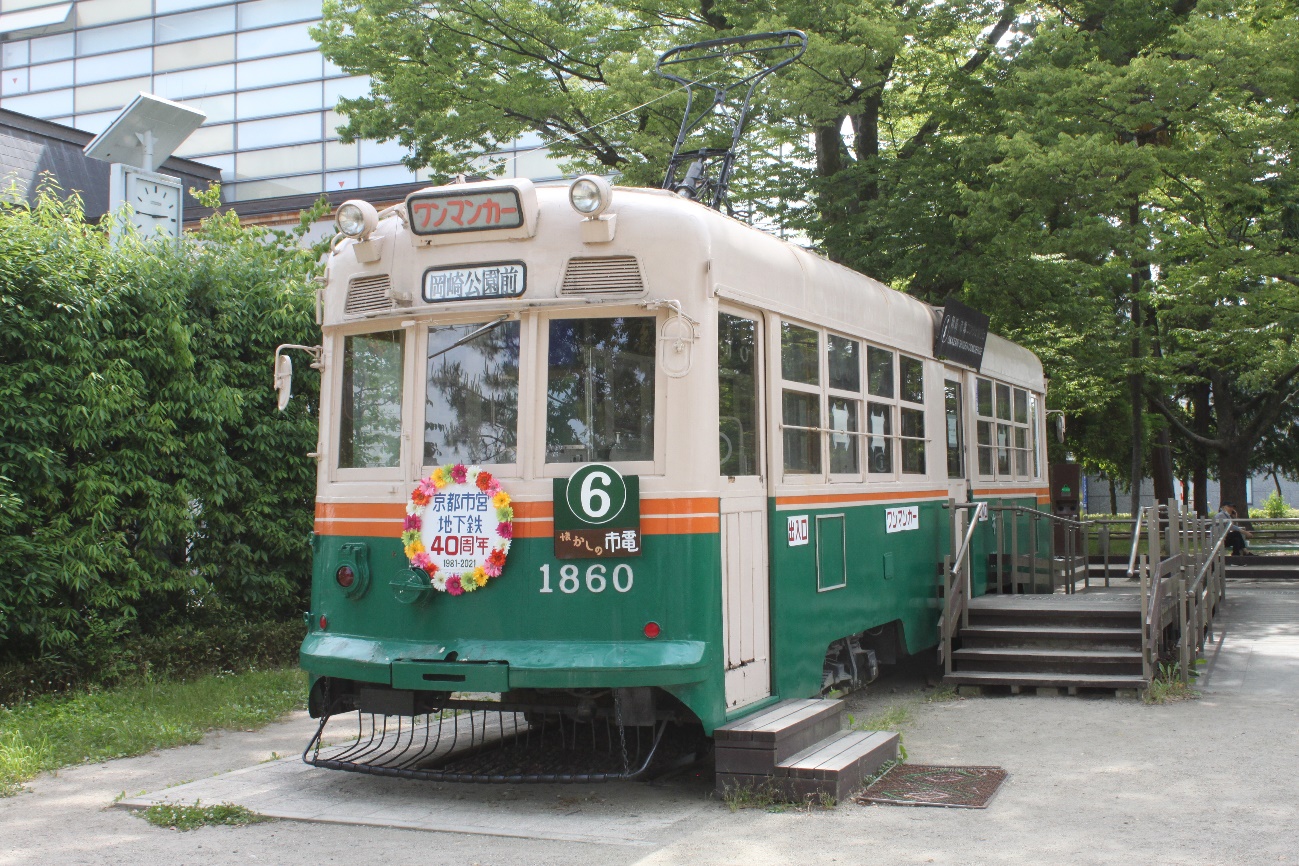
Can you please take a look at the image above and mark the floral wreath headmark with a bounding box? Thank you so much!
[401,464,513,597]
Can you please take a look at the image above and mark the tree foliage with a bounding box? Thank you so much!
[315,0,1299,502]
[0,182,321,676]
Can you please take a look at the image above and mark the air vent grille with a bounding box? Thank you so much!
[345,274,393,314]
[560,256,645,296]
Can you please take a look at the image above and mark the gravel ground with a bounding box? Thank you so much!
[3,583,1296,866]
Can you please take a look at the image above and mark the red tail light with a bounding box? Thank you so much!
[319,615,328,630]
[336,565,355,588]
[643,621,661,639]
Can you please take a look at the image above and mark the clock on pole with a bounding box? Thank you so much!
[83,92,206,241]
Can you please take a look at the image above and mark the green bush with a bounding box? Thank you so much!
[1259,490,1291,519]
[0,181,322,685]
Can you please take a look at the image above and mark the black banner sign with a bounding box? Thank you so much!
[934,299,989,370]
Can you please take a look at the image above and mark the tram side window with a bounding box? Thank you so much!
[719,314,759,476]
[976,378,994,475]
[339,331,405,469]
[867,346,895,474]
[827,334,861,475]
[974,377,1035,479]
[546,317,655,463]
[781,323,821,474]
[424,320,520,466]
[899,356,926,474]
[1028,393,1040,477]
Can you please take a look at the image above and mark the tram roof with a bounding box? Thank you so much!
[604,185,1043,387]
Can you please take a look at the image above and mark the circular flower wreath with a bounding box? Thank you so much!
[401,464,513,597]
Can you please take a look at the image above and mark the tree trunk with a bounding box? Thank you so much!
[1149,411,1176,504]
[1191,381,1211,517]
[1129,296,1144,517]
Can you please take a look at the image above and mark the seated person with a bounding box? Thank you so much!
[1217,503,1252,556]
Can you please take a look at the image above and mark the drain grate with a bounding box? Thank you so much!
[856,764,1008,809]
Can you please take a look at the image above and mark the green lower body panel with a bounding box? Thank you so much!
[303,634,709,691]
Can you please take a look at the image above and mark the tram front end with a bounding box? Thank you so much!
[298,178,723,781]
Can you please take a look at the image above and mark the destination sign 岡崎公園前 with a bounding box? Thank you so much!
[934,299,989,371]
[422,262,526,303]
[407,188,524,235]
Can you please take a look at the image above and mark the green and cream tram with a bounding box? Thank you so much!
[296,175,1047,767]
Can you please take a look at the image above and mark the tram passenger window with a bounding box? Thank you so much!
[829,397,859,474]
[976,420,993,475]
[827,334,861,475]
[545,317,655,463]
[867,402,893,474]
[995,383,1012,421]
[997,423,1012,475]
[781,323,819,385]
[900,357,924,404]
[900,408,925,474]
[867,347,894,398]
[339,330,404,469]
[718,314,759,476]
[783,391,821,473]
[1029,393,1040,477]
[424,320,520,466]
[976,378,993,417]
[828,335,859,391]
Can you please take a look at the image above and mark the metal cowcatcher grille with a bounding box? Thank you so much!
[303,702,669,783]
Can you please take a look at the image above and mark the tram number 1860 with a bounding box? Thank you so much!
[538,563,634,594]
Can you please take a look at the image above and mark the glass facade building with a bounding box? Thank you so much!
[0,0,556,203]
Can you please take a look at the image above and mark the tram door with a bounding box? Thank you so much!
[944,373,971,546]
[718,310,771,710]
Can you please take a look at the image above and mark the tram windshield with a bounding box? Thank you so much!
[424,319,521,466]
[339,330,405,469]
[546,316,656,464]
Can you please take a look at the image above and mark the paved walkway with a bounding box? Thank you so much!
[1199,579,1299,697]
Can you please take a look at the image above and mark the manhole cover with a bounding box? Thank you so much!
[856,764,1008,809]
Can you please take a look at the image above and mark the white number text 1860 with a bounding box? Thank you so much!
[538,563,633,594]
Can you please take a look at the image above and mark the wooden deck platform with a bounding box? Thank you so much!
[947,587,1150,695]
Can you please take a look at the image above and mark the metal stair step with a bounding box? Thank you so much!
[713,699,845,776]
[953,648,1141,662]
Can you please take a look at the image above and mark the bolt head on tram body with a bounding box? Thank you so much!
[568,175,612,218]
[336,199,379,239]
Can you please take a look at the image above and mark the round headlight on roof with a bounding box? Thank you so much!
[336,199,379,239]
[569,175,612,218]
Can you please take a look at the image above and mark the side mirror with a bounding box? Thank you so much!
[1053,414,1066,444]
[274,353,293,410]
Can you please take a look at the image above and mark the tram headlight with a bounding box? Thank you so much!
[336,199,378,239]
[568,175,612,218]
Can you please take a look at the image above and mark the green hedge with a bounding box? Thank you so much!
[0,182,322,690]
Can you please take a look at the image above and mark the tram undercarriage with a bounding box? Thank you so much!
[304,679,707,783]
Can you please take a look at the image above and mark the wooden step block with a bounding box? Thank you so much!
[952,647,1143,676]
[714,699,844,776]
[959,625,1142,649]
[943,671,1148,690]
[774,730,899,802]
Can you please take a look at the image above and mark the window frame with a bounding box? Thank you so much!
[330,321,414,484]
[420,316,523,476]
[534,307,664,479]
[973,376,1041,482]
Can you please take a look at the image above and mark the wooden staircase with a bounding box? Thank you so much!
[713,698,899,801]
[944,594,1147,696]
